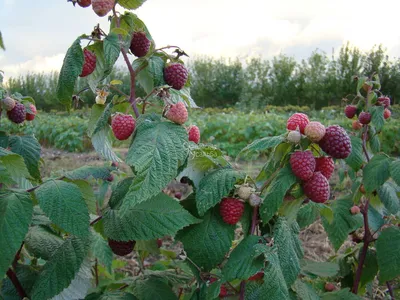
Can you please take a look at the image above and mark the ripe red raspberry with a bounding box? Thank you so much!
[248,272,264,281]
[290,150,316,181]
[219,285,227,298]
[7,102,26,124]
[315,156,334,180]
[130,32,150,57]
[324,283,335,292]
[187,125,200,143]
[26,104,37,121]
[108,239,135,256]
[80,49,97,77]
[358,112,371,125]
[2,97,16,111]
[77,0,91,7]
[92,0,114,17]
[377,96,390,108]
[303,172,330,203]
[304,121,326,142]
[165,102,188,125]
[384,109,391,120]
[350,206,360,215]
[344,105,357,119]
[111,114,136,140]
[220,198,244,225]
[287,130,301,144]
[319,125,351,159]
[352,120,363,130]
[286,113,309,134]
[106,174,114,182]
[164,63,188,90]
[156,238,162,248]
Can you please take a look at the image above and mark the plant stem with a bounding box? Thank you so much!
[12,242,24,270]
[6,268,27,298]
[90,215,102,226]
[239,281,246,300]
[95,259,99,287]
[386,281,395,300]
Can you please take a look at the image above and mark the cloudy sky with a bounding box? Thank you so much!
[1,0,400,80]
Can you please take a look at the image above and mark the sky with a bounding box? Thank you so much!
[1,0,400,81]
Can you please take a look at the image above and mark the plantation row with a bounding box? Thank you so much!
[3,106,399,156]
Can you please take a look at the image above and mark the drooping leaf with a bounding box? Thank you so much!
[189,144,228,171]
[132,277,177,300]
[344,136,364,172]
[56,38,84,108]
[92,128,122,162]
[296,203,319,229]
[377,182,399,215]
[88,103,114,137]
[369,105,385,132]
[196,168,243,216]
[239,135,285,158]
[0,190,33,278]
[0,31,5,50]
[104,33,120,71]
[147,55,165,88]
[176,207,235,271]
[376,227,400,282]
[122,114,188,209]
[9,135,41,180]
[35,180,90,237]
[0,150,30,181]
[321,196,363,250]
[103,193,199,241]
[86,41,109,92]
[31,236,89,300]
[301,260,339,277]
[362,153,391,193]
[25,226,64,260]
[90,229,113,272]
[260,165,298,223]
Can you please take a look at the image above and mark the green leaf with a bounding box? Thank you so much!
[69,179,97,215]
[344,136,364,171]
[0,150,30,181]
[297,203,319,229]
[301,260,339,277]
[90,229,113,272]
[222,235,265,281]
[88,103,113,137]
[367,205,385,233]
[321,196,363,251]
[369,105,385,132]
[92,128,122,162]
[245,251,289,300]
[122,114,188,209]
[176,207,235,271]
[0,190,33,278]
[148,56,166,88]
[9,135,41,180]
[359,250,378,289]
[390,160,400,186]
[260,165,298,223]
[104,193,199,241]
[132,277,177,300]
[322,288,363,299]
[109,177,133,209]
[369,132,381,153]
[25,226,64,260]
[56,38,84,108]
[274,218,302,286]
[65,165,113,181]
[31,236,89,300]
[196,168,243,216]
[376,226,400,282]
[239,135,285,158]
[86,291,138,300]
[377,182,399,214]
[1,264,38,299]
[86,42,108,92]
[362,153,391,193]
[278,198,304,224]
[118,0,147,10]
[0,31,5,50]
[35,180,89,237]
[104,33,120,71]
[292,280,319,300]
[189,145,228,171]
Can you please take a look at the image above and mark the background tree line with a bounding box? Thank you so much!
[5,43,400,111]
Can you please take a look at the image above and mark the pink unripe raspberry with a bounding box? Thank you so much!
[352,120,363,130]
[187,125,200,143]
[26,104,37,121]
[165,102,188,125]
[287,130,301,144]
[383,109,391,120]
[92,0,114,17]
[286,113,309,134]
[304,121,326,142]
[350,206,360,215]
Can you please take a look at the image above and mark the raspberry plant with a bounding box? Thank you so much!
[0,1,399,300]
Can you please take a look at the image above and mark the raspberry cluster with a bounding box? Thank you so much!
[344,95,391,126]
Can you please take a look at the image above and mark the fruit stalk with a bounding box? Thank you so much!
[6,268,27,298]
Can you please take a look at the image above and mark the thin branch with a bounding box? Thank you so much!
[141,88,158,114]
[386,281,395,300]
[26,176,65,193]
[239,281,246,300]
[90,215,102,226]
[94,259,99,287]
[6,268,27,298]
[154,45,181,52]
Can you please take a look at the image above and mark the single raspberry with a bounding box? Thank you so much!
[318,125,352,159]
[359,184,366,194]
[156,238,162,248]
[248,272,264,281]
[315,156,335,180]
[79,49,96,77]
[377,96,390,108]
[344,105,357,119]
[384,109,391,120]
[111,114,136,140]
[237,185,253,200]
[174,192,182,199]
[219,285,227,298]
[91,0,114,17]
[358,112,371,125]
[249,194,262,207]
[2,97,16,111]
[303,172,330,203]
[77,0,91,7]
[290,150,316,181]
[165,102,188,125]
[26,104,37,121]
[287,130,301,144]
[164,63,188,90]
[220,198,244,225]
[130,32,150,57]
[108,239,135,256]
[188,125,200,143]
[350,206,360,215]
[304,121,326,142]
[111,161,119,168]
[286,113,309,134]
[352,120,363,130]
[7,102,26,124]
[324,283,335,292]
[106,174,114,182]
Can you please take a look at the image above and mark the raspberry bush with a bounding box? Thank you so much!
[0,2,399,300]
